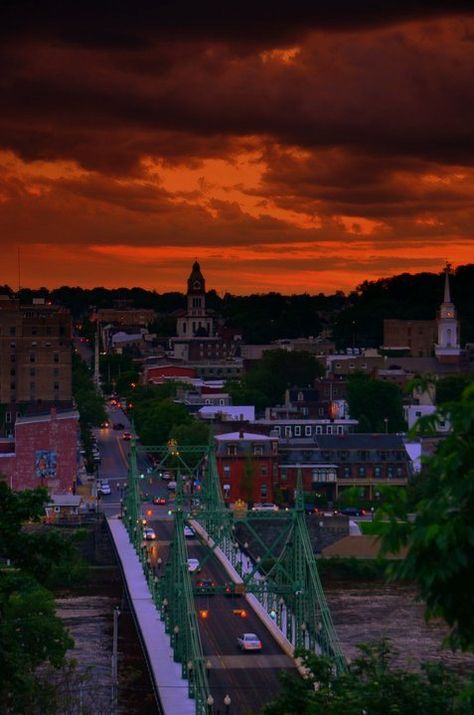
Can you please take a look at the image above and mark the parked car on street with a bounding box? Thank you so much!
[252,503,279,512]
[167,481,177,491]
[97,481,111,496]
[340,507,367,517]
[237,633,262,651]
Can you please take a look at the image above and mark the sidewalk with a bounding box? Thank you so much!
[107,517,195,715]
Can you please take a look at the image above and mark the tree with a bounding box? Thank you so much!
[136,399,191,446]
[0,572,74,713]
[435,374,473,405]
[379,384,474,651]
[346,373,406,432]
[261,640,471,715]
[0,483,80,713]
[232,350,324,409]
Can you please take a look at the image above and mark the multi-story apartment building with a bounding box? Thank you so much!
[0,295,72,433]
[277,433,412,502]
[214,430,278,504]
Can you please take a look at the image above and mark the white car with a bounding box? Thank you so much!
[187,558,200,573]
[167,481,177,491]
[184,526,195,538]
[143,528,156,540]
[252,503,279,512]
[237,633,262,651]
[97,481,111,495]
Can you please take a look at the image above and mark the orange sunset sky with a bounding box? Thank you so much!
[1,2,474,294]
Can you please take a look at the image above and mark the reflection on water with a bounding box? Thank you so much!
[325,580,474,674]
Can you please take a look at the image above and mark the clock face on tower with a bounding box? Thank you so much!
[193,281,201,290]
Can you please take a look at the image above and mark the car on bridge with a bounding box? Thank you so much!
[187,558,200,573]
[153,496,167,506]
[252,502,279,512]
[122,431,132,440]
[196,578,215,593]
[143,528,156,540]
[97,480,111,495]
[184,525,195,538]
[237,633,262,651]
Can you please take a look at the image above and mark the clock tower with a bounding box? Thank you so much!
[435,265,461,364]
[176,261,214,338]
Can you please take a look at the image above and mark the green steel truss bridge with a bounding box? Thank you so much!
[123,438,345,715]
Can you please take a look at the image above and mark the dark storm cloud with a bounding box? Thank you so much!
[2,1,473,46]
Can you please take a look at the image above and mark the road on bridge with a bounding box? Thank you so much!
[94,410,297,714]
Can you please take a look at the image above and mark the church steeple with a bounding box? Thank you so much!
[435,264,460,364]
[187,260,205,295]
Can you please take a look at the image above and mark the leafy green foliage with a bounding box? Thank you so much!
[228,350,324,409]
[379,385,474,650]
[262,640,472,715]
[0,483,82,712]
[347,373,406,432]
[435,374,474,405]
[135,399,191,446]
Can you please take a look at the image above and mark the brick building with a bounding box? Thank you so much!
[382,319,437,357]
[0,408,79,493]
[95,307,155,326]
[277,433,411,502]
[0,295,72,434]
[214,431,278,505]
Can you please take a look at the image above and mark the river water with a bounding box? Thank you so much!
[54,581,474,714]
[324,579,474,675]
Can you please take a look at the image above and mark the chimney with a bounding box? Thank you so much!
[239,428,244,439]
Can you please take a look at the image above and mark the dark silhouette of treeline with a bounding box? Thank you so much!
[2,264,473,347]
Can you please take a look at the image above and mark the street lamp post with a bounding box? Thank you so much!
[206,659,212,682]
[173,624,180,661]
[206,694,214,715]
[224,693,231,715]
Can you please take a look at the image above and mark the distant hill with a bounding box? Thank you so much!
[7,264,473,347]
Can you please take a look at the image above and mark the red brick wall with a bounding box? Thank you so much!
[216,454,275,504]
[2,413,78,493]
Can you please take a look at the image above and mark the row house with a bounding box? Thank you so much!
[252,418,358,439]
[214,431,278,505]
[277,434,411,502]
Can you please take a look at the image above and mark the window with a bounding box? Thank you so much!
[280,469,287,481]
[53,352,59,363]
[29,381,35,391]
[272,441,278,454]
[30,353,36,363]
[227,445,237,456]
[261,465,268,476]
[316,425,322,434]
[294,425,301,436]
[10,368,15,377]
[260,484,268,498]
[284,426,292,437]
[305,425,312,436]
[396,466,403,477]
[337,425,344,434]
[10,354,15,363]
[10,342,15,348]
[327,425,333,434]
[10,381,16,390]
[253,445,263,456]
[273,426,281,436]
[53,382,59,391]
[298,391,304,402]
[9,326,16,336]
[223,465,231,476]
[387,465,394,479]
[31,327,37,336]
[374,466,382,478]
[358,466,366,477]
[343,465,351,478]
[53,368,59,377]
[318,407,324,416]
[335,362,341,368]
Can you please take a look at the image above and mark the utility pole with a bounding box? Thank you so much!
[111,606,120,713]
[94,321,100,390]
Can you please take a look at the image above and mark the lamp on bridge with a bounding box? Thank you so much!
[224,693,231,715]
[206,694,214,715]
[206,659,212,681]
[187,660,194,697]
[173,625,180,661]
